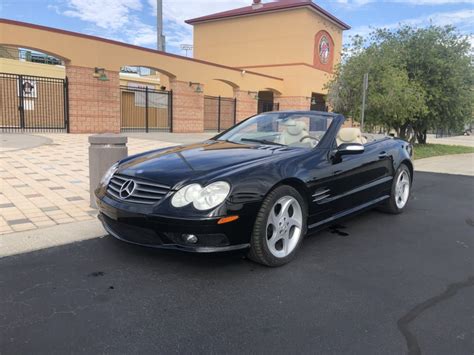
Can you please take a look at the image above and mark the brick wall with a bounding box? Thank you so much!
[275,96,310,111]
[170,80,204,133]
[234,89,257,122]
[66,65,120,133]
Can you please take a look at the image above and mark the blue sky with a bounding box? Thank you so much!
[1,0,472,55]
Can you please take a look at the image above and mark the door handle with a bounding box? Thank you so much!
[378,151,388,159]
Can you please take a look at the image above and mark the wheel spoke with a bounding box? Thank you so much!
[268,210,279,228]
[280,199,292,217]
[282,233,290,255]
[268,233,279,247]
[288,216,302,230]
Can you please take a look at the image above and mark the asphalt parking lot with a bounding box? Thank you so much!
[1,172,473,355]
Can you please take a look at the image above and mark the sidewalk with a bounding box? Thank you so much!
[415,153,474,176]
[0,133,175,235]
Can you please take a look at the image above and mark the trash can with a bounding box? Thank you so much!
[89,134,128,208]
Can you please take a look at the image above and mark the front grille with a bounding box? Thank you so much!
[107,174,171,205]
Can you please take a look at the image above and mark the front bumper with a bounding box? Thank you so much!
[97,197,253,253]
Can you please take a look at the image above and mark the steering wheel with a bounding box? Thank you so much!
[299,135,319,147]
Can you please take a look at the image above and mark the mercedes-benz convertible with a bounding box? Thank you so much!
[96,111,413,266]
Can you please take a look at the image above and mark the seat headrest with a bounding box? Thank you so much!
[337,128,363,143]
[283,119,307,136]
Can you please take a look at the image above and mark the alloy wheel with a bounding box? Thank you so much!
[265,196,303,258]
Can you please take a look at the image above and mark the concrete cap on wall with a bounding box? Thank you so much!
[88,134,127,145]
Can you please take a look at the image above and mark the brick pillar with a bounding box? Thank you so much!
[66,65,120,133]
[234,89,258,122]
[275,96,310,111]
[170,80,204,133]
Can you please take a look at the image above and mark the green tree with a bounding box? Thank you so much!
[326,25,473,143]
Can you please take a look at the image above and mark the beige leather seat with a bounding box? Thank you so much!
[336,128,367,146]
[279,119,309,145]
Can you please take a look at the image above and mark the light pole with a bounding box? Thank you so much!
[180,44,193,57]
[157,0,166,51]
[360,73,368,132]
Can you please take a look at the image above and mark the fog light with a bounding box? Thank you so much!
[183,234,198,244]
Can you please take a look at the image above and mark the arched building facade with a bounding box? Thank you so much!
[0,0,349,133]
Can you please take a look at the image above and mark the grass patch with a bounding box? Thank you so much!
[414,144,474,160]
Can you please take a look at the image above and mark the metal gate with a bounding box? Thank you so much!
[0,73,69,132]
[120,86,172,132]
[204,95,236,132]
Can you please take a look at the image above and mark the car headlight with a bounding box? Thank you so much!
[99,162,118,187]
[171,181,231,210]
[170,183,202,208]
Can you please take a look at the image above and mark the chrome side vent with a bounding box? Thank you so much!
[312,189,330,204]
[107,174,171,205]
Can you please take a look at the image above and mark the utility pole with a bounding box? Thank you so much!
[157,0,166,51]
[361,73,368,132]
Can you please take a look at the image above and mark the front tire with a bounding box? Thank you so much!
[248,185,307,267]
[379,164,411,214]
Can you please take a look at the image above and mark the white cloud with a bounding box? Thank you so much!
[149,0,248,25]
[62,0,142,30]
[56,0,250,53]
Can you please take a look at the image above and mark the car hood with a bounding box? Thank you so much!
[118,140,294,187]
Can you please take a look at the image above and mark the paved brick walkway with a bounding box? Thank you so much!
[0,134,174,234]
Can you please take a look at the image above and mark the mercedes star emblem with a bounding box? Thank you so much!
[119,179,136,199]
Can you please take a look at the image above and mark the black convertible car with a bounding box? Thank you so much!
[96,111,413,266]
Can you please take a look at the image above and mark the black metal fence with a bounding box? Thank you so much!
[204,95,236,132]
[0,73,69,132]
[120,86,172,132]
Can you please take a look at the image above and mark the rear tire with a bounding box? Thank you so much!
[379,164,411,214]
[248,185,307,267]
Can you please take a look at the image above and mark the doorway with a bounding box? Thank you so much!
[258,91,279,113]
[310,93,327,112]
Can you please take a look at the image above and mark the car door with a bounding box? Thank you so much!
[326,139,394,214]
[314,138,393,215]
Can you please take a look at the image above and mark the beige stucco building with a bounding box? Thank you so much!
[189,0,349,108]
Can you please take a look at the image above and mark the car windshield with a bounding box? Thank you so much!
[216,112,334,149]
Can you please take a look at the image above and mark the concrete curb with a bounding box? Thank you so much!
[0,219,105,258]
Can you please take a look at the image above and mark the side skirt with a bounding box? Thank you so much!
[308,195,389,230]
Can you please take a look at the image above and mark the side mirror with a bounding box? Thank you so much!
[331,143,364,163]
[335,143,365,157]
